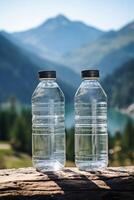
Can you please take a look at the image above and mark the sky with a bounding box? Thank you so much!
[0,0,134,32]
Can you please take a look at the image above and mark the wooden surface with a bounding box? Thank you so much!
[0,167,134,200]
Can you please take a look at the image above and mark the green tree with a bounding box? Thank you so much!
[66,127,74,161]
[123,119,134,151]
[0,109,17,140]
[10,109,32,155]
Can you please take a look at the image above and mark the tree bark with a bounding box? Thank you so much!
[0,167,134,200]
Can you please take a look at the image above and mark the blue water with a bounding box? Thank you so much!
[65,104,132,135]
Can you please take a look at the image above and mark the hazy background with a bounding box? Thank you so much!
[0,0,134,168]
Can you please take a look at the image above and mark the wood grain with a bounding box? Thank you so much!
[0,167,134,200]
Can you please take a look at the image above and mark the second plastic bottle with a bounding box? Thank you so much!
[75,70,108,170]
[32,71,65,172]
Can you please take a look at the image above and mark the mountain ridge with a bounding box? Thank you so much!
[0,32,79,104]
[102,59,134,108]
[12,14,104,60]
[61,20,134,77]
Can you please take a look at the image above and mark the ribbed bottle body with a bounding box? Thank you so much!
[32,80,65,172]
[75,79,108,170]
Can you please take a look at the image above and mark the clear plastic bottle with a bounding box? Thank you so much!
[32,71,65,172]
[75,70,108,170]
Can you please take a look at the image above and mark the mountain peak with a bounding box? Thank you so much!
[54,14,70,21]
[124,21,134,30]
[42,14,70,28]
[120,20,134,32]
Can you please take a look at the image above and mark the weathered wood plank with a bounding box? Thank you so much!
[0,167,134,200]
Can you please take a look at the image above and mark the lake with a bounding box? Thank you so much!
[65,104,132,135]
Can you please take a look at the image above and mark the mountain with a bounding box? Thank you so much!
[12,14,104,61]
[0,32,79,104]
[120,20,134,32]
[1,31,80,89]
[61,21,134,77]
[102,59,134,108]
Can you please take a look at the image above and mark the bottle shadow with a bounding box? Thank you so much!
[39,168,111,200]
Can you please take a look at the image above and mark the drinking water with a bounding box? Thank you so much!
[32,71,65,172]
[75,70,108,170]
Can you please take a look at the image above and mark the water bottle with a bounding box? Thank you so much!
[32,71,65,172]
[75,70,108,170]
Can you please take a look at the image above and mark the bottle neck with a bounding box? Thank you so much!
[39,78,56,82]
[82,77,99,81]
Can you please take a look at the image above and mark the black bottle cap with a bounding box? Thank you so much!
[81,70,99,78]
[38,71,56,79]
